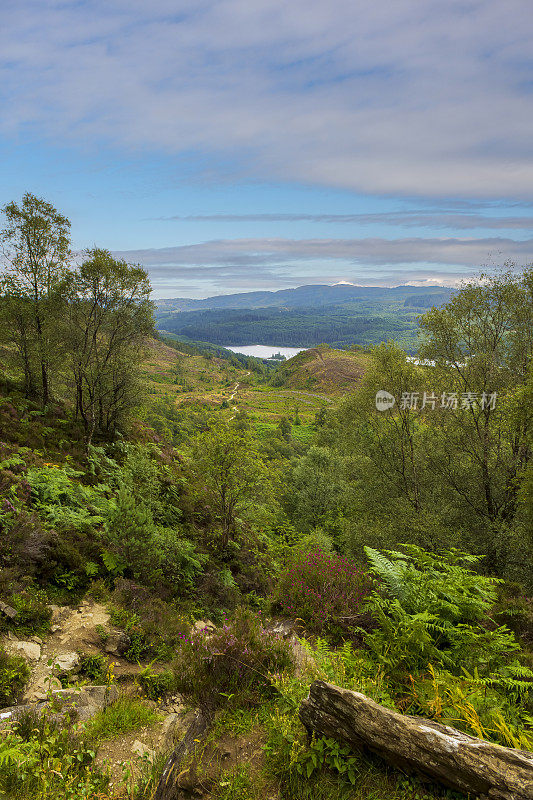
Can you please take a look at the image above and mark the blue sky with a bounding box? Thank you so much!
[1,0,532,297]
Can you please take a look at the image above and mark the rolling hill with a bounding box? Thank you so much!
[154,283,454,312]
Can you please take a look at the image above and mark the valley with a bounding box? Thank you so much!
[0,200,531,800]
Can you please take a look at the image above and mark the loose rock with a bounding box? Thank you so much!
[132,740,155,761]
[105,630,131,656]
[12,641,41,662]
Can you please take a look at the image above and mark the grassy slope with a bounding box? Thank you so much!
[274,346,370,394]
[141,341,369,444]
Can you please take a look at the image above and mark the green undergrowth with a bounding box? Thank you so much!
[83,695,161,742]
[0,710,108,799]
[0,646,30,706]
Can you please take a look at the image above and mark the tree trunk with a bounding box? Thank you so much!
[299,681,533,800]
[153,705,214,800]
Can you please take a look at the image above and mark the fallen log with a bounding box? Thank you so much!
[299,680,533,800]
[153,705,214,800]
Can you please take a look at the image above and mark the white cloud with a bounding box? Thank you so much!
[156,211,533,230]
[112,235,533,295]
[114,235,533,267]
[1,1,533,198]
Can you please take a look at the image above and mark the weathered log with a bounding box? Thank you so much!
[299,680,533,800]
[153,705,214,800]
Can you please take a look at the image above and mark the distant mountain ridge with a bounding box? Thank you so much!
[154,283,454,312]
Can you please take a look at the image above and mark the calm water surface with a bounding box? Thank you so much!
[224,345,306,359]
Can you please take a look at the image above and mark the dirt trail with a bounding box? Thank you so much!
[3,599,191,786]
[229,371,250,419]
[21,602,111,700]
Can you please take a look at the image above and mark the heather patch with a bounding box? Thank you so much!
[273,549,373,641]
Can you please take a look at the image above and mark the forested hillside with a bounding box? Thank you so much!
[154,284,454,312]
[156,303,422,351]
[0,195,532,800]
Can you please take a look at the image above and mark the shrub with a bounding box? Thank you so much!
[78,654,110,684]
[110,581,190,661]
[0,710,106,799]
[26,465,108,531]
[4,587,52,635]
[137,666,175,700]
[173,607,294,708]
[364,545,498,625]
[361,545,533,747]
[104,486,205,590]
[363,545,522,679]
[273,549,372,640]
[0,646,30,705]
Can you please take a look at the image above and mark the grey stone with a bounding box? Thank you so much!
[161,713,179,735]
[132,740,155,760]
[0,601,18,620]
[193,620,215,633]
[53,651,80,672]
[269,620,295,639]
[24,676,61,702]
[13,641,41,662]
[104,630,131,655]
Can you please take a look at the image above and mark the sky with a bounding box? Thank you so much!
[1,0,532,298]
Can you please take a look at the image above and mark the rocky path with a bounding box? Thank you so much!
[229,370,250,419]
[1,599,192,784]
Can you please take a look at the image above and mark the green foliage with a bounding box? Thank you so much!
[109,582,190,661]
[263,704,455,800]
[354,545,533,748]
[404,664,533,750]
[190,423,273,549]
[364,545,497,625]
[83,695,160,742]
[0,711,106,799]
[109,606,151,661]
[26,464,108,530]
[78,654,110,684]
[283,445,343,532]
[101,442,206,591]
[5,588,52,635]
[328,268,533,582]
[363,545,519,678]
[212,766,257,800]
[67,247,153,438]
[173,606,294,708]
[0,646,30,705]
[297,735,360,784]
[137,665,175,700]
[0,192,71,405]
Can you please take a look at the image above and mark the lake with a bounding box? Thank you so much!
[224,345,306,360]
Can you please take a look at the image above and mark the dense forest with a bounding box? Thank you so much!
[156,303,423,351]
[0,195,532,800]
